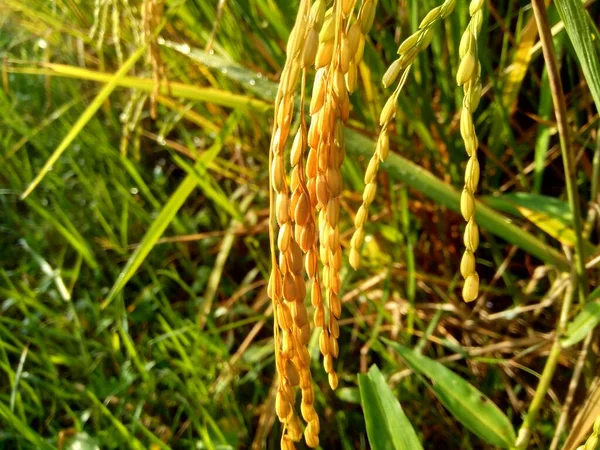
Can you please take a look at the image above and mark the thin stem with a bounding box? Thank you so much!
[530,0,588,303]
[592,126,600,202]
[548,330,594,450]
[584,127,600,239]
[205,0,227,54]
[515,281,575,449]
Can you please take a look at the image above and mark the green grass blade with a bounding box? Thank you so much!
[20,45,147,199]
[358,373,396,450]
[102,114,238,308]
[85,390,145,449]
[482,193,573,225]
[481,193,596,256]
[0,401,57,450]
[172,154,243,222]
[101,173,196,309]
[10,64,271,112]
[561,287,600,347]
[554,0,600,111]
[25,200,98,270]
[359,365,423,450]
[386,340,516,449]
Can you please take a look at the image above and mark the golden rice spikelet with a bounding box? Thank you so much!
[344,0,378,93]
[306,0,374,391]
[350,0,455,270]
[576,416,600,450]
[288,70,321,445]
[272,0,382,446]
[457,0,484,302]
[314,2,342,391]
[267,1,320,447]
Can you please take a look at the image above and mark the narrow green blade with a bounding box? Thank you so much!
[554,0,600,111]
[101,113,239,308]
[101,174,196,309]
[385,340,516,449]
[358,374,395,450]
[562,287,600,347]
[0,401,57,450]
[359,365,424,450]
[481,193,596,256]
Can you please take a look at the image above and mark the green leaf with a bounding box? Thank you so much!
[554,0,600,112]
[101,174,196,309]
[25,200,98,270]
[172,154,243,222]
[482,193,572,225]
[180,44,570,272]
[561,287,600,347]
[385,340,516,448]
[358,365,423,450]
[481,193,596,256]
[11,63,271,112]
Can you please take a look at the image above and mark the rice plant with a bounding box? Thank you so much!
[1,0,599,449]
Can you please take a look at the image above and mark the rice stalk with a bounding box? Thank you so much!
[305,0,378,392]
[576,416,600,450]
[349,0,455,270]
[457,0,484,302]
[143,0,166,119]
[268,1,381,446]
[268,1,317,448]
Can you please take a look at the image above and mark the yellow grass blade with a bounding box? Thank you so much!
[9,64,271,112]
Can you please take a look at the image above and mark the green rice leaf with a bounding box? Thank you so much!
[385,340,516,449]
[481,193,596,256]
[10,63,271,112]
[554,0,600,111]
[561,287,600,347]
[359,365,423,450]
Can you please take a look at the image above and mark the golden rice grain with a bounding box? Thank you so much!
[350,0,454,271]
[267,2,316,448]
[268,0,384,446]
[281,435,295,450]
[457,0,484,302]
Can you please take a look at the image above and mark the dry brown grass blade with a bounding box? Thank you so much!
[561,376,600,450]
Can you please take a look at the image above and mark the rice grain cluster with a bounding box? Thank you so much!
[457,0,484,302]
[268,0,485,447]
[350,0,456,268]
[267,0,377,448]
